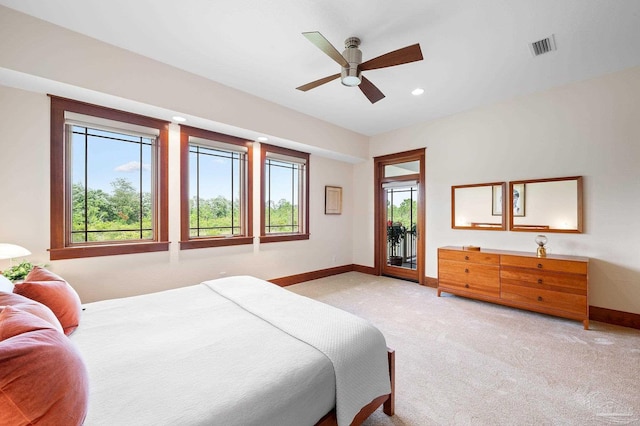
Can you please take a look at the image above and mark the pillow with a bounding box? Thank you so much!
[0,291,63,333]
[14,267,82,335]
[0,305,55,340]
[0,274,13,293]
[0,306,89,426]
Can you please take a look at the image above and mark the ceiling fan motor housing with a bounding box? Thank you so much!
[341,37,362,86]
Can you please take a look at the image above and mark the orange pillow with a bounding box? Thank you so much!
[0,291,63,334]
[0,306,89,425]
[14,267,82,335]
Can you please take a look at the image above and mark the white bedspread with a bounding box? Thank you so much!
[71,276,390,426]
[205,276,391,426]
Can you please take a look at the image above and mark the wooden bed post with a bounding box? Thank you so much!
[384,348,395,415]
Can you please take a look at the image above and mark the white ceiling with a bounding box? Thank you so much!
[2,0,640,136]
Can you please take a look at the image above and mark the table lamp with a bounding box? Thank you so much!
[0,243,31,266]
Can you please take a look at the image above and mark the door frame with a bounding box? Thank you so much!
[374,148,426,284]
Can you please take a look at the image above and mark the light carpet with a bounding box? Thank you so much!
[288,272,640,426]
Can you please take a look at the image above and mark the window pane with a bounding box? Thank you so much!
[51,97,169,260]
[69,125,154,243]
[386,184,418,270]
[189,145,245,238]
[70,130,86,235]
[265,159,301,234]
[384,161,419,177]
[141,142,153,232]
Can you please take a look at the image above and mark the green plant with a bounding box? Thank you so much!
[386,222,406,257]
[1,260,35,282]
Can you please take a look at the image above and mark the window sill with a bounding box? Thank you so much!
[179,236,254,250]
[260,233,310,244]
[49,241,170,260]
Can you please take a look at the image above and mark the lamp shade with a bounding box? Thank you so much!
[0,244,31,260]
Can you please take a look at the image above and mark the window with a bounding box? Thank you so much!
[49,96,169,260]
[260,144,309,243]
[180,126,253,249]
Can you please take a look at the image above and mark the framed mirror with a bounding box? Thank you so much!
[509,176,583,233]
[451,182,506,230]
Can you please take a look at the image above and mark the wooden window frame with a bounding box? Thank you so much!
[179,125,253,250]
[260,143,310,243]
[49,96,170,260]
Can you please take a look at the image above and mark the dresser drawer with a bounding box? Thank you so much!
[439,259,500,283]
[438,259,500,297]
[438,249,499,265]
[501,283,587,316]
[500,269,587,293]
[439,280,500,298]
[501,255,587,275]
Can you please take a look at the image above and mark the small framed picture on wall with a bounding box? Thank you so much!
[325,186,342,215]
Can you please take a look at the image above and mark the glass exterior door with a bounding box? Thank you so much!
[375,150,425,284]
[385,183,418,270]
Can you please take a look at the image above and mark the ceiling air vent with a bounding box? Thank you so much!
[529,34,557,57]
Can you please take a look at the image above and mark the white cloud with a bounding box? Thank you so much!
[114,161,151,172]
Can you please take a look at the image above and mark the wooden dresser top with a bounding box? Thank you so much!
[439,246,589,263]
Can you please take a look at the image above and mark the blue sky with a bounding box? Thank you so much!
[72,130,152,194]
[189,148,239,201]
[72,130,293,202]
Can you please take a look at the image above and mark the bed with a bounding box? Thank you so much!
[69,275,395,426]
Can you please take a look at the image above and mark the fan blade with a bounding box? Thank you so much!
[302,31,349,68]
[296,73,340,92]
[360,43,423,71]
[359,76,385,104]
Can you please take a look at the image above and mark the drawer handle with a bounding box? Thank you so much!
[465,284,469,288]
[537,263,543,269]
[464,256,469,260]
[537,279,543,284]
[537,296,543,302]
[464,268,469,273]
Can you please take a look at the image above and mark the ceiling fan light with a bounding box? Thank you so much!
[342,75,361,86]
[341,66,361,86]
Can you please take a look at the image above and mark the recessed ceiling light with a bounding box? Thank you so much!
[172,116,187,122]
[256,136,269,142]
[411,88,425,96]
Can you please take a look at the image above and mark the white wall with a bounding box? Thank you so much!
[362,66,640,315]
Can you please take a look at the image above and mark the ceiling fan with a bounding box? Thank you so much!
[296,31,424,104]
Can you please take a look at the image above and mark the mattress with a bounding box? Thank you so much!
[71,276,390,426]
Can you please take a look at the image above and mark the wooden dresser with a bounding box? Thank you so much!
[437,246,589,329]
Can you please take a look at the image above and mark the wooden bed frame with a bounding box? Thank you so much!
[316,348,395,426]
